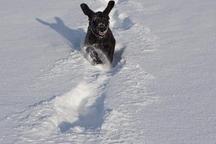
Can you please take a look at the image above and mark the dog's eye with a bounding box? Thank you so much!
[92,20,98,26]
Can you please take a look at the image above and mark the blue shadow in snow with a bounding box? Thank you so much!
[36,17,85,51]
[58,93,109,133]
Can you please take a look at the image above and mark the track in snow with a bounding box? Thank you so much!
[7,0,158,143]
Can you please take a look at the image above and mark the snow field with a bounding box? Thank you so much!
[3,0,159,143]
[3,0,215,143]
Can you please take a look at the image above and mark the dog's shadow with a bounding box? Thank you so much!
[36,17,85,51]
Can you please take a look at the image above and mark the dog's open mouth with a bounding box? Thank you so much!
[98,29,108,36]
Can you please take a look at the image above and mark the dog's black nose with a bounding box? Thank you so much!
[98,23,107,32]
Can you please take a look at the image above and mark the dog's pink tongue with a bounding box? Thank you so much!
[99,31,105,36]
[99,29,108,36]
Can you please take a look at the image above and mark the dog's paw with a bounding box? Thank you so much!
[86,47,103,65]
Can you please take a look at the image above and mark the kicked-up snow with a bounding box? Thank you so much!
[0,0,216,144]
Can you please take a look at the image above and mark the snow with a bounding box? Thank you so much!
[0,0,216,143]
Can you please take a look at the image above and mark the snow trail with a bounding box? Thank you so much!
[15,53,125,143]
[8,0,158,143]
[12,1,126,142]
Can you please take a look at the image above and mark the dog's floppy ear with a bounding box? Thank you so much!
[80,3,95,18]
[103,1,115,15]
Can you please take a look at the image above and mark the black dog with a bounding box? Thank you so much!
[80,1,115,65]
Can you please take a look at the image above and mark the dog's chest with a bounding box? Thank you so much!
[85,31,112,54]
[91,41,109,50]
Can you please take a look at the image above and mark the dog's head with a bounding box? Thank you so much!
[81,1,115,37]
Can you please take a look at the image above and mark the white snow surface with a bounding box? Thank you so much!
[0,0,216,143]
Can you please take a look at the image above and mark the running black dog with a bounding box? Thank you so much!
[80,1,115,65]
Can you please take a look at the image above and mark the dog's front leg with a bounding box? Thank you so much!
[107,39,116,63]
[86,46,103,65]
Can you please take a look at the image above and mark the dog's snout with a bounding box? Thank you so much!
[98,23,106,32]
[98,23,105,27]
